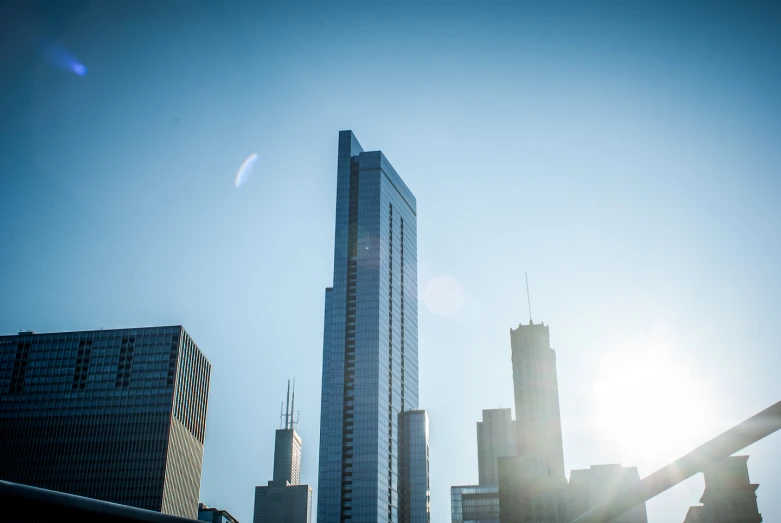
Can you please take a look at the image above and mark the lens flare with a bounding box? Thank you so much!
[424,275,465,316]
[593,351,710,466]
[235,153,259,188]
[45,43,87,76]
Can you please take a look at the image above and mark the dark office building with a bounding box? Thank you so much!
[0,326,211,519]
[254,382,313,523]
[683,456,762,523]
[499,321,567,523]
[399,410,430,523]
[317,130,419,523]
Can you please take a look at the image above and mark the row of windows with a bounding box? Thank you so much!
[0,412,177,512]
[340,158,362,520]
[1,334,186,396]
[172,332,210,444]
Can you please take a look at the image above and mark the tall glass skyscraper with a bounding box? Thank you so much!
[0,326,210,519]
[318,130,419,523]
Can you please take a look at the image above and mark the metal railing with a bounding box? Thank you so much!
[0,479,199,523]
[570,400,781,523]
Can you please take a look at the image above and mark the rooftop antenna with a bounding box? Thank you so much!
[290,378,296,431]
[285,380,291,430]
[525,272,533,325]
[280,402,284,429]
[295,411,300,431]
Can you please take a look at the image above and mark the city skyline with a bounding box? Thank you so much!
[2,2,781,523]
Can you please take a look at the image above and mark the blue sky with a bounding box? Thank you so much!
[1,1,780,522]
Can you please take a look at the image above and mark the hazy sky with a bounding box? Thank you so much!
[2,1,780,522]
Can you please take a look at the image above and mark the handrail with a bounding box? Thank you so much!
[570,400,781,523]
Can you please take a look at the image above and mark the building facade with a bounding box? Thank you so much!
[477,409,516,487]
[450,407,514,523]
[683,456,762,523]
[399,410,430,523]
[451,486,500,523]
[0,326,211,519]
[317,130,419,523]
[254,384,312,523]
[499,321,567,523]
[566,465,648,523]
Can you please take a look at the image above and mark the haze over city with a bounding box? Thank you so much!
[1,2,780,523]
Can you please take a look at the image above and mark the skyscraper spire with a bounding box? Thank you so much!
[290,378,296,431]
[285,380,291,430]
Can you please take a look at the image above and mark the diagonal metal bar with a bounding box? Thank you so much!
[570,400,781,523]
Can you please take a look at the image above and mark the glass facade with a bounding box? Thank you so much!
[0,326,210,519]
[318,130,419,523]
[273,429,303,486]
[451,486,500,523]
[399,410,430,523]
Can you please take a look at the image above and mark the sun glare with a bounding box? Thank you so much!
[594,352,710,467]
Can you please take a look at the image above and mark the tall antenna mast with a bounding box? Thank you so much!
[290,378,296,431]
[525,272,533,325]
[285,380,291,430]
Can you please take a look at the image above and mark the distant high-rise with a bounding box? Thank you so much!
[477,409,516,487]
[399,410,430,523]
[683,456,762,523]
[567,465,648,523]
[499,321,567,523]
[0,326,211,519]
[254,381,313,523]
[317,130,419,523]
[451,409,515,523]
[509,322,565,482]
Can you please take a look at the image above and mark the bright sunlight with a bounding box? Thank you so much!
[594,351,711,467]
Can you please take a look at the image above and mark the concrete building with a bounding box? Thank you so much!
[254,382,312,523]
[399,410,431,523]
[317,130,420,523]
[498,321,567,523]
[477,409,516,487]
[451,409,515,523]
[0,326,210,519]
[199,503,241,523]
[567,465,648,523]
[683,456,762,523]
